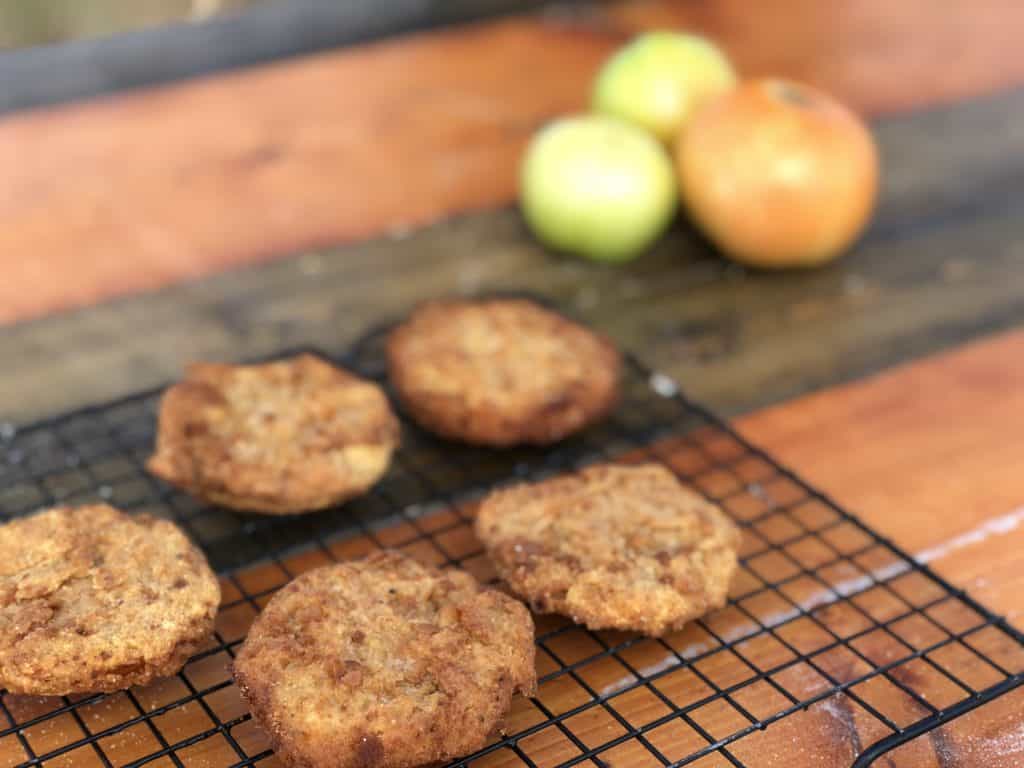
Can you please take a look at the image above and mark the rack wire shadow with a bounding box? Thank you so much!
[0,321,1021,768]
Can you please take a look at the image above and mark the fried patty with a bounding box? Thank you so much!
[233,551,536,768]
[148,354,399,514]
[0,504,220,695]
[387,299,620,446]
[476,463,741,636]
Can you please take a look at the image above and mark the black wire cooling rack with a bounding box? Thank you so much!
[0,317,1022,768]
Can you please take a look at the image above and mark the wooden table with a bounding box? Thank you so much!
[2,1,1023,766]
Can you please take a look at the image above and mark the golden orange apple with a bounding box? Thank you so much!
[676,78,879,268]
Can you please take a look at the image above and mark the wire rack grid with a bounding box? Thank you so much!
[0,320,1022,768]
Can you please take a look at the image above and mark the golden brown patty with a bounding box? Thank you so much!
[387,299,620,446]
[0,505,220,695]
[476,463,741,636]
[233,551,536,768]
[147,354,399,515]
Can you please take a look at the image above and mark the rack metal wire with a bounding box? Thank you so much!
[0,317,1021,768]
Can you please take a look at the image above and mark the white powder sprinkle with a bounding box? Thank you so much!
[649,373,678,398]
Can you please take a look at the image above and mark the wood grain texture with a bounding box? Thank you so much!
[734,329,1024,767]
[3,0,1024,323]
[735,328,1024,765]
[0,17,608,324]
[738,329,1024,628]
[4,84,1024,428]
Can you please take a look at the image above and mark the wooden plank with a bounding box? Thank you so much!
[0,15,610,324]
[731,327,1024,766]
[3,84,1024,427]
[3,0,1024,323]
[738,328,1024,628]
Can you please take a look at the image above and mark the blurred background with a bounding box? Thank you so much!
[0,0,259,47]
[4,0,1022,420]
[0,0,1018,481]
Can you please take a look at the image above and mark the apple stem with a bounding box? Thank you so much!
[772,81,814,108]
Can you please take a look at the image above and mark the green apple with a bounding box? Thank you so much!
[592,31,736,144]
[520,115,677,263]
